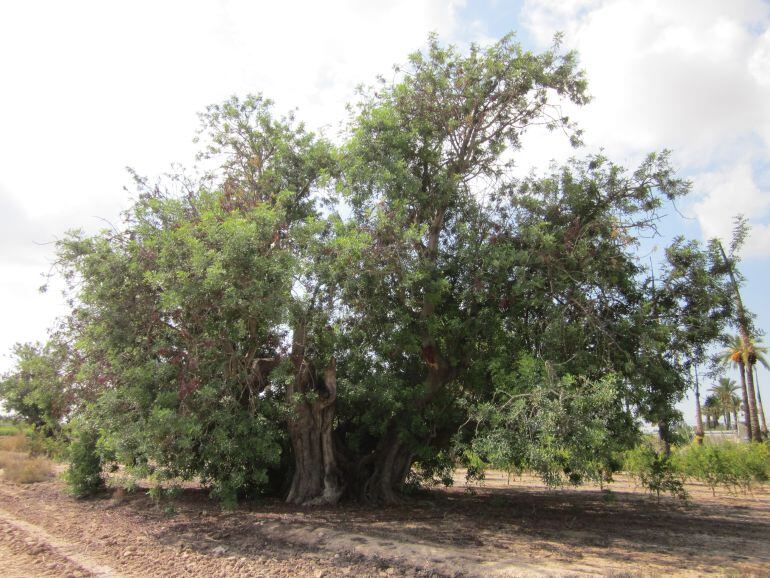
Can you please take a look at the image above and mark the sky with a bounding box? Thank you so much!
[1,0,768,425]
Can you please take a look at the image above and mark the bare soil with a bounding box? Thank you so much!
[1,466,769,577]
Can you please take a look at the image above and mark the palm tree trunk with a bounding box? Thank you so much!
[755,366,768,437]
[738,361,753,441]
[745,360,762,440]
[693,366,704,443]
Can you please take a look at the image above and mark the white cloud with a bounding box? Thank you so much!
[0,0,467,371]
[693,163,770,257]
[0,0,464,218]
[749,28,770,87]
[520,0,770,257]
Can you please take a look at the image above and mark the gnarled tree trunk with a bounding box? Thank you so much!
[362,362,454,504]
[285,399,343,505]
[285,325,343,505]
[362,421,414,504]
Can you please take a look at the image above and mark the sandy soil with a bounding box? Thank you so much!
[1,467,769,577]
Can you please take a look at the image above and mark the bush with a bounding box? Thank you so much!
[674,441,770,494]
[742,442,770,484]
[26,429,68,460]
[624,443,687,501]
[64,426,104,497]
[0,451,54,483]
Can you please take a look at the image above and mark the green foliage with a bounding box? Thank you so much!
[0,32,739,506]
[624,443,688,501]
[467,359,634,487]
[26,428,68,459]
[670,419,695,447]
[0,339,77,437]
[65,423,104,497]
[624,441,770,499]
[673,441,770,494]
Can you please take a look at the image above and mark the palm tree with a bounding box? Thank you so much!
[703,394,722,430]
[721,335,754,440]
[710,377,739,430]
[717,240,762,441]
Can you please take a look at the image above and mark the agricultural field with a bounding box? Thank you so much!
[1,458,769,577]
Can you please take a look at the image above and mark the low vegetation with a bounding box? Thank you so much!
[624,440,770,498]
[0,422,24,437]
[624,443,688,501]
[0,433,28,452]
[0,451,54,483]
[64,424,104,497]
[0,434,55,484]
[673,441,770,494]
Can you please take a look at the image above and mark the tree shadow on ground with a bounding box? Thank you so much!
[134,479,770,575]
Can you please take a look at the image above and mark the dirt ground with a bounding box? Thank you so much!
[0,466,769,577]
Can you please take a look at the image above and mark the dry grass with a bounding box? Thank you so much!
[0,433,28,452]
[0,449,54,483]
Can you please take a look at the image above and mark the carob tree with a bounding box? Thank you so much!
[1,33,735,506]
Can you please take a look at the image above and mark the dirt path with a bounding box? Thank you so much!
[0,480,565,577]
[0,505,117,577]
[0,481,432,577]
[1,471,769,577]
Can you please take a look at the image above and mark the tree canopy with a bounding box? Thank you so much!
[0,33,737,506]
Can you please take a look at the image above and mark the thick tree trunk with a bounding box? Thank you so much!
[285,323,343,505]
[354,201,456,504]
[285,397,343,505]
[362,422,414,504]
[361,365,454,504]
[657,420,671,458]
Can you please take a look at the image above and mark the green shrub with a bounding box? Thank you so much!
[624,443,687,501]
[742,442,770,484]
[65,426,104,497]
[674,441,770,494]
[26,428,68,460]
